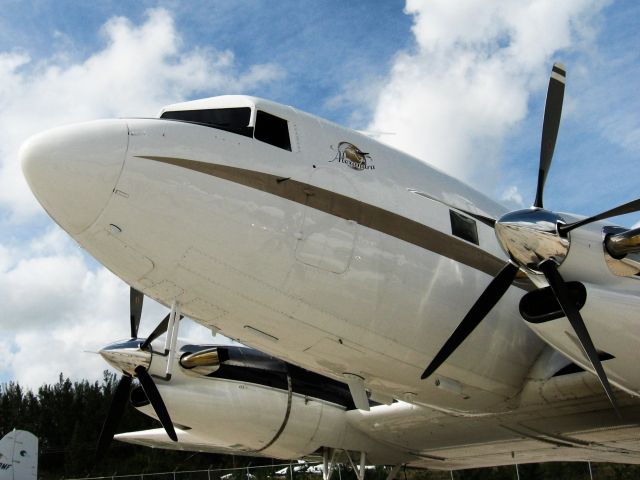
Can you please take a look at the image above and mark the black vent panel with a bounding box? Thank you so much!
[449,210,479,245]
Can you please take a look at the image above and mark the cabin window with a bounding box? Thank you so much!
[254,110,292,151]
[160,107,253,138]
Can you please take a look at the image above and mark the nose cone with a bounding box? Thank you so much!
[21,119,128,234]
[99,339,151,376]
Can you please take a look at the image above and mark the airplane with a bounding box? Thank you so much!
[220,472,256,480]
[0,430,38,480]
[274,461,374,476]
[19,62,640,474]
[275,461,322,476]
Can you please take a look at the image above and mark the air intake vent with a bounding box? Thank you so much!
[449,210,478,245]
[520,282,586,323]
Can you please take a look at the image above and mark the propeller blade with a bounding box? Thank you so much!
[539,260,620,417]
[141,313,171,350]
[96,375,132,462]
[421,262,519,379]
[533,63,566,209]
[141,314,184,350]
[130,288,144,338]
[559,198,640,235]
[409,190,496,228]
[134,366,178,441]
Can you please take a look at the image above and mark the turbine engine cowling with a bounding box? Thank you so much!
[131,343,404,463]
[521,280,640,397]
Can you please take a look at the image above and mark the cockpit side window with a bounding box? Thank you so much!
[254,110,291,151]
[161,107,253,138]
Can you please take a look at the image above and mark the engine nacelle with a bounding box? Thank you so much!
[521,281,640,397]
[126,343,407,464]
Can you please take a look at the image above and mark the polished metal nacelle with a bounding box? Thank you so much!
[99,339,152,376]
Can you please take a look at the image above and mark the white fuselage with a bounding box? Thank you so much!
[23,97,538,408]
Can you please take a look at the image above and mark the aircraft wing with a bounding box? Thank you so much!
[115,429,276,458]
[347,395,640,470]
[406,423,640,470]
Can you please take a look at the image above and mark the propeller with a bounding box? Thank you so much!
[408,189,497,228]
[421,263,518,379]
[130,288,144,338]
[141,313,170,350]
[96,375,132,459]
[538,260,618,413]
[421,63,637,416]
[95,288,178,462]
[559,198,640,235]
[134,365,177,441]
[533,63,565,209]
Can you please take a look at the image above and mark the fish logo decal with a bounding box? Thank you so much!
[331,142,374,170]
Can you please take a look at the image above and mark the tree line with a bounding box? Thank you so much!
[1,373,639,479]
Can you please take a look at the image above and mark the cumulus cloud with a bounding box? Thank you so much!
[0,224,226,388]
[0,227,124,386]
[500,185,524,208]
[0,8,283,220]
[0,8,277,387]
[368,0,604,190]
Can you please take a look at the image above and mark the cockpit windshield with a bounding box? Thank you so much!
[160,107,253,138]
[161,105,292,152]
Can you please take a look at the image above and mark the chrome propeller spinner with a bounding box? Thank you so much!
[421,63,640,417]
[99,338,151,376]
[96,288,177,463]
[495,208,569,272]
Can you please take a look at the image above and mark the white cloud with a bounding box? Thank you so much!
[368,0,605,190]
[0,8,283,221]
[0,8,275,388]
[500,185,524,208]
[0,225,225,388]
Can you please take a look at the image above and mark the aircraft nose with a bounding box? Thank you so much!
[21,119,128,234]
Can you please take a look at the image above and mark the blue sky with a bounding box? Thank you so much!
[499,0,640,217]
[0,1,412,123]
[0,1,638,386]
